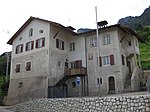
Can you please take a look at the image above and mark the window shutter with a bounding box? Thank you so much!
[56,39,59,48]
[122,55,125,65]
[31,41,34,49]
[99,56,102,67]
[42,38,45,47]
[110,54,114,65]
[25,43,28,51]
[15,46,18,54]
[36,40,38,48]
[75,60,82,68]
[21,44,23,52]
[62,41,64,50]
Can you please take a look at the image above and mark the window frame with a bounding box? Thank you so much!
[36,37,45,48]
[56,39,64,50]
[29,28,33,37]
[15,44,23,54]
[25,62,31,71]
[15,64,21,73]
[102,34,111,45]
[90,37,97,47]
[69,42,75,52]
[103,56,110,66]
[26,41,34,51]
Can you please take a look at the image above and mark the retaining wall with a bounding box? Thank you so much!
[7,94,150,112]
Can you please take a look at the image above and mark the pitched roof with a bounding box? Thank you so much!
[7,16,76,45]
[78,24,145,43]
[7,17,144,45]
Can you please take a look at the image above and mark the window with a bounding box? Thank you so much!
[70,62,76,68]
[26,41,34,51]
[102,34,110,45]
[88,53,93,60]
[15,64,20,73]
[70,60,82,68]
[39,30,43,33]
[128,41,131,46]
[18,82,23,88]
[56,39,64,50]
[122,55,125,65]
[16,44,23,54]
[102,55,114,66]
[97,78,102,84]
[29,28,33,37]
[72,82,76,88]
[57,61,61,67]
[36,37,45,48]
[103,56,110,65]
[70,42,75,51]
[26,62,31,71]
[90,37,97,47]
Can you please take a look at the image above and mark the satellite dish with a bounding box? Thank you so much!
[97,20,108,28]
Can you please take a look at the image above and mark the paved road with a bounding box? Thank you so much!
[0,108,13,112]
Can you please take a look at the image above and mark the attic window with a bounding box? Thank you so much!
[39,30,43,33]
[29,28,33,37]
[19,37,22,41]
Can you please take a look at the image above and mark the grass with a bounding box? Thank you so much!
[140,42,150,70]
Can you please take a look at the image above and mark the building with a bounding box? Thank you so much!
[4,17,143,105]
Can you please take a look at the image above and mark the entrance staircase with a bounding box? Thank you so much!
[124,74,132,92]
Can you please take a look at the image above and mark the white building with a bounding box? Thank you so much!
[5,17,143,105]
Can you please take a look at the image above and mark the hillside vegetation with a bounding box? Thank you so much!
[137,26,150,70]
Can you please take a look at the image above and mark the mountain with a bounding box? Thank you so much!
[118,6,150,30]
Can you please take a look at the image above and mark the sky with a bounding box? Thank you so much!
[0,0,149,55]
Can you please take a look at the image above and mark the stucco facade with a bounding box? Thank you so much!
[4,17,143,105]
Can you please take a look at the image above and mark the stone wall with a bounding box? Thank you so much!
[7,93,150,112]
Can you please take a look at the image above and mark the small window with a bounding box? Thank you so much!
[90,37,97,47]
[56,39,64,50]
[19,37,22,41]
[72,82,76,88]
[29,28,33,37]
[57,61,61,67]
[102,34,110,45]
[18,82,23,88]
[26,41,34,51]
[36,37,45,48]
[70,42,75,51]
[26,62,31,71]
[97,78,102,84]
[39,30,43,33]
[16,44,23,54]
[15,64,20,73]
[128,41,131,46]
[122,55,125,65]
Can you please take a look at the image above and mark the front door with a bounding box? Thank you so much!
[109,76,115,93]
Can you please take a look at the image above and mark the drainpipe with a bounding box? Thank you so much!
[84,34,89,96]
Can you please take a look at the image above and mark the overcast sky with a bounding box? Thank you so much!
[0,0,149,55]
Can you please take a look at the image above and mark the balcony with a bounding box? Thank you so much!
[65,67,86,76]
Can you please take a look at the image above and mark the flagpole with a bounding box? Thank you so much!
[95,6,100,96]
[95,6,100,68]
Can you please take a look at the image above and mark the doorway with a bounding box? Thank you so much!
[108,76,115,93]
